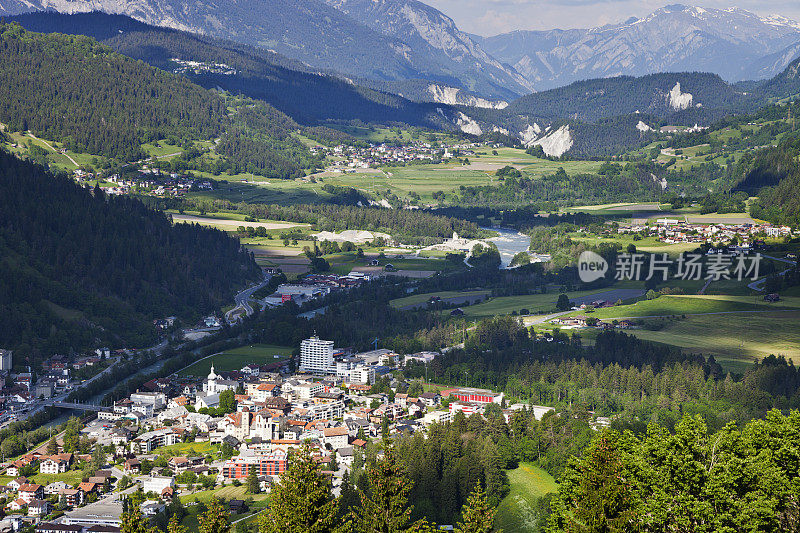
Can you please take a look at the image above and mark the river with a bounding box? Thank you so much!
[484,227,531,268]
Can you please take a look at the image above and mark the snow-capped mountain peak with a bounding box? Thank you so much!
[478,4,800,91]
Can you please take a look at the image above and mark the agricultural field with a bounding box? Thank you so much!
[4,130,96,170]
[190,147,605,205]
[178,344,293,377]
[494,463,558,533]
[572,294,798,320]
[569,233,700,256]
[170,213,307,231]
[462,287,645,319]
[622,311,800,365]
[329,125,463,144]
[389,289,491,310]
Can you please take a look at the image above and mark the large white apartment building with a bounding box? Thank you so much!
[300,336,335,374]
[0,349,12,371]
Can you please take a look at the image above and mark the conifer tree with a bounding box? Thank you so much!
[455,485,497,533]
[338,470,360,520]
[547,431,634,533]
[348,448,434,533]
[167,514,188,533]
[121,499,156,533]
[246,467,260,494]
[199,497,231,533]
[47,435,58,455]
[259,444,338,533]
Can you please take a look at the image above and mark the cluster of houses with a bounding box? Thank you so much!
[170,58,237,76]
[0,349,121,423]
[2,449,117,526]
[0,336,551,531]
[73,168,213,197]
[313,141,480,172]
[617,219,796,249]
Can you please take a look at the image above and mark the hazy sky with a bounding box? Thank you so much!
[424,1,800,36]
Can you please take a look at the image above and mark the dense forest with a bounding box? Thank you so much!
[734,134,800,226]
[549,410,800,532]
[0,148,259,362]
[0,23,317,177]
[455,162,664,207]
[164,198,486,244]
[7,12,461,132]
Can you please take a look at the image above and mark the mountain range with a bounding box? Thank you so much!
[5,11,466,130]
[3,1,800,99]
[0,0,528,101]
[477,5,800,91]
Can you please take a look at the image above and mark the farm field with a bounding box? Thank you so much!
[171,213,307,231]
[569,233,700,256]
[389,289,491,310]
[494,463,558,533]
[5,131,96,170]
[573,294,799,320]
[192,148,606,204]
[178,344,293,376]
[462,287,645,318]
[623,311,800,364]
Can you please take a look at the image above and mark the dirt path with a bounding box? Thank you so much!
[28,132,79,167]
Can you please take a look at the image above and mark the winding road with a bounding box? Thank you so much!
[225,272,272,323]
[747,254,797,292]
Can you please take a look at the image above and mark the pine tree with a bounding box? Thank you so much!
[47,435,58,455]
[348,448,433,532]
[199,498,231,533]
[167,514,188,533]
[338,470,360,520]
[548,431,634,533]
[330,451,339,472]
[246,467,260,494]
[455,485,496,533]
[258,444,338,533]
[91,444,107,472]
[121,499,156,533]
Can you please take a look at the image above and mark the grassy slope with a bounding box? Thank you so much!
[462,288,625,318]
[573,294,798,320]
[494,463,558,533]
[623,311,800,363]
[389,290,491,309]
[178,344,293,376]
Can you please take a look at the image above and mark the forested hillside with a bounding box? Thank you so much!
[0,23,317,176]
[505,72,752,122]
[165,198,485,245]
[7,12,462,130]
[549,411,800,532]
[0,148,260,362]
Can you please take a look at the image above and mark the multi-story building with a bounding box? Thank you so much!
[299,336,335,374]
[132,428,179,453]
[0,349,12,371]
[40,454,72,474]
[349,365,375,385]
[221,449,288,479]
[130,391,166,410]
[445,387,504,405]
